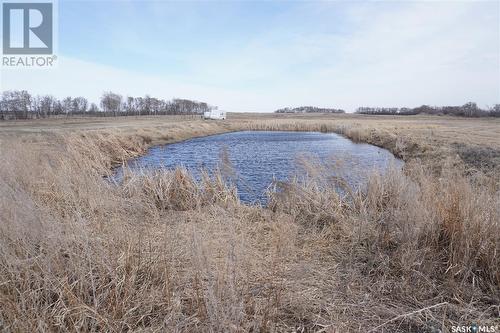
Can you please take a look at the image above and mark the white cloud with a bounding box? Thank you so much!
[0,56,274,111]
[1,1,498,112]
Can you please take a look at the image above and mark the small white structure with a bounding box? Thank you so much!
[203,110,226,120]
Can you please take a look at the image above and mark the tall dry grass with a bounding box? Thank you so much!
[237,119,409,158]
[0,128,498,332]
[121,167,239,212]
[232,117,500,183]
[269,159,499,326]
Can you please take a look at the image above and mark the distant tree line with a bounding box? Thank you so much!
[0,90,215,120]
[275,106,345,114]
[356,102,500,117]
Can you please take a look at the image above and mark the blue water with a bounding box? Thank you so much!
[114,131,402,204]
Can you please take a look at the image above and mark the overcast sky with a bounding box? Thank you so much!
[1,0,499,112]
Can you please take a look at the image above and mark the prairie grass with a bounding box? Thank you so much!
[0,116,499,332]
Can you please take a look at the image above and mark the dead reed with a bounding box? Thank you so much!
[0,122,498,332]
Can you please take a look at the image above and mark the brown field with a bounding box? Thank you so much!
[0,113,499,332]
[2,113,499,173]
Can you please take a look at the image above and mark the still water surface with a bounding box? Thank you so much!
[114,131,402,204]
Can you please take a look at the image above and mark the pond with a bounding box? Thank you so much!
[113,131,403,204]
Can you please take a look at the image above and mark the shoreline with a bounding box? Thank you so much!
[0,114,498,331]
[2,114,499,180]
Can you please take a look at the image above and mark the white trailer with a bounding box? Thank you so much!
[203,110,226,120]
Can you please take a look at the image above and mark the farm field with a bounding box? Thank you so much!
[2,0,498,331]
[2,113,499,175]
[0,113,499,332]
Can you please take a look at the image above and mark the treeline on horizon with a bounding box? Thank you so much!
[355,102,500,117]
[0,90,215,120]
[275,106,346,114]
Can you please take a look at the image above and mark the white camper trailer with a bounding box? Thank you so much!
[203,110,226,120]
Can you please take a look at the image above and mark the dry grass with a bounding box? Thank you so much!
[0,114,499,332]
[230,113,500,179]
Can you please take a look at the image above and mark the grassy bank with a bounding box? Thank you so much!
[0,114,499,332]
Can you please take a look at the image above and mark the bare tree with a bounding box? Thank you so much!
[125,97,135,115]
[0,89,215,120]
[0,90,32,119]
[72,97,88,114]
[40,95,56,117]
[62,97,73,114]
[100,92,122,115]
[88,103,99,113]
